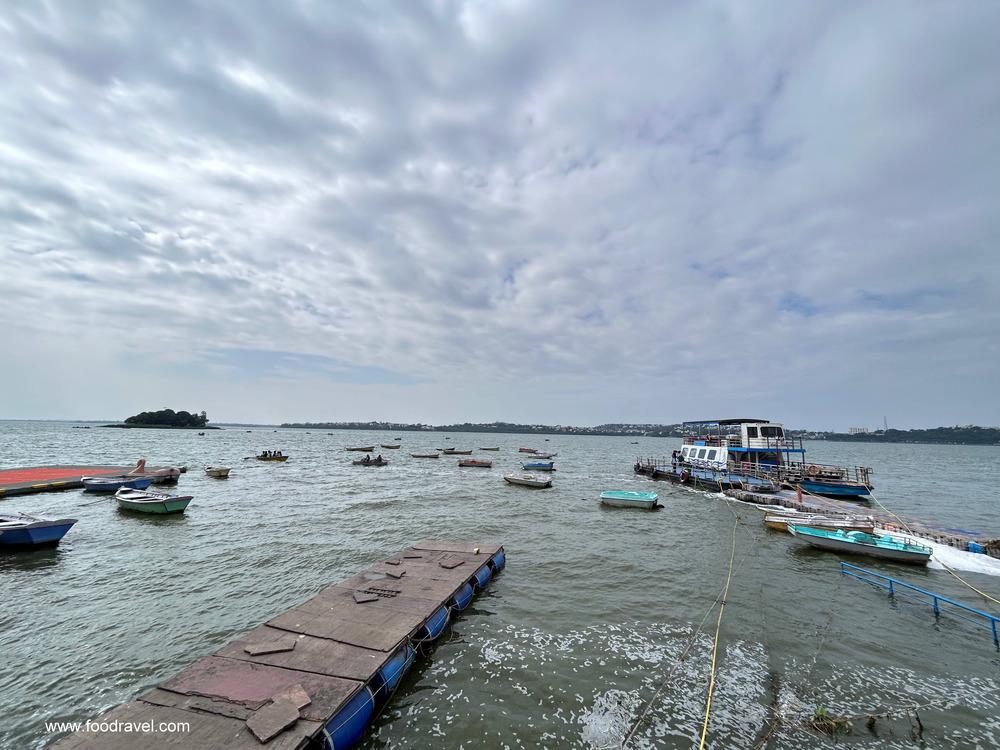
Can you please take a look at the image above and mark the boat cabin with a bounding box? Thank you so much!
[680,419,804,470]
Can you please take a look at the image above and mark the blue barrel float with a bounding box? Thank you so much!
[489,549,506,572]
[371,642,415,702]
[449,581,474,611]
[471,563,492,590]
[322,685,374,749]
[417,606,450,642]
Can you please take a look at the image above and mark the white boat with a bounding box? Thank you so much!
[764,512,874,534]
[599,490,660,510]
[503,474,552,488]
[204,466,231,479]
[127,458,182,484]
[115,488,193,514]
[410,453,439,458]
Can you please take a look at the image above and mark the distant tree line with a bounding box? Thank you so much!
[124,409,209,428]
[818,426,1000,445]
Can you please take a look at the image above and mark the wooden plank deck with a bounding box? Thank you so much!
[49,539,505,749]
[0,465,178,498]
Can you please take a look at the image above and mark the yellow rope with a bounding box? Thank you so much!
[697,508,739,749]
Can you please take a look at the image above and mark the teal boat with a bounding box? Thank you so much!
[788,525,932,564]
[599,490,660,510]
[115,488,193,515]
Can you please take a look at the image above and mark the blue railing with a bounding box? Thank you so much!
[839,562,1000,648]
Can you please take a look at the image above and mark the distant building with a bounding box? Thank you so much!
[848,427,869,435]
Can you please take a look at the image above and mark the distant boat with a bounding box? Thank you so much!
[127,458,181,484]
[518,448,538,453]
[410,452,439,458]
[531,452,557,459]
[380,444,401,449]
[394,437,402,441]
[346,446,375,452]
[82,476,154,493]
[0,513,77,547]
[459,459,492,468]
[503,474,551,489]
[479,447,500,451]
[600,490,660,510]
[353,457,388,466]
[521,461,555,471]
[442,449,472,455]
[256,454,288,462]
[764,513,874,534]
[204,466,231,479]
[788,526,932,564]
[115,488,193,515]
[198,432,205,436]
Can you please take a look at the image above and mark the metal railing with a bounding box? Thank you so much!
[840,562,1000,648]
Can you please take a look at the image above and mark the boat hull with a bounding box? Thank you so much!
[410,453,439,458]
[256,456,289,462]
[204,467,231,478]
[789,527,930,564]
[117,498,192,515]
[0,519,78,546]
[600,497,658,510]
[503,475,551,488]
[522,462,554,471]
[764,514,875,534]
[82,477,154,493]
[798,480,871,498]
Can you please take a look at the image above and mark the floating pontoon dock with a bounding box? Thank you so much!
[0,465,172,498]
[634,458,1000,559]
[50,539,505,749]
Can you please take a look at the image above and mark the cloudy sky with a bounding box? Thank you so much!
[1,1,998,429]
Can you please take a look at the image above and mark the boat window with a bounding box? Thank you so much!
[697,448,707,459]
[707,449,717,460]
[682,447,689,457]
[746,426,758,438]
[761,426,782,437]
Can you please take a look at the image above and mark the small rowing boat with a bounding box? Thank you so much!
[518,448,538,453]
[380,444,401,449]
[115,488,193,515]
[442,449,472,455]
[479,447,500,451]
[521,461,555,471]
[205,466,231,479]
[530,452,556,459]
[458,459,492,468]
[788,525,932,565]
[410,452,439,458]
[600,490,660,510]
[127,458,181,484]
[764,513,874,534]
[82,476,154,493]
[503,474,551,488]
[346,446,375,452]
[0,513,78,547]
[353,457,388,466]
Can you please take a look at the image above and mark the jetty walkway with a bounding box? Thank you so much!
[50,539,505,749]
[0,465,177,498]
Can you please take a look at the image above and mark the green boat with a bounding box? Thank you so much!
[599,490,660,510]
[788,525,932,564]
[115,488,193,515]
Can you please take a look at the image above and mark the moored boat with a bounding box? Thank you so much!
[479,447,500,451]
[503,474,552,488]
[522,461,555,471]
[127,458,182,484]
[788,525,931,564]
[518,448,538,453]
[458,459,492,468]
[115,488,193,515]
[204,466,231,479]
[0,513,78,547]
[353,457,388,466]
[380,444,401,449]
[764,513,875,534]
[600,490,660,510]
[410,452,440,458]
[442,449,472,455]
[81,476,154,493]
[346,446,375,452]
[530,452,556,459]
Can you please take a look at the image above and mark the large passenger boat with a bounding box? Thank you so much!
[670,418,873,498]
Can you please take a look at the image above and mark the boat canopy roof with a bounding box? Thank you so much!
[682,418,771,426]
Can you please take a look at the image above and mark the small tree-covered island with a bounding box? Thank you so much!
[103,408,216,429]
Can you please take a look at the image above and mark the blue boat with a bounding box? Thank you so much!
[0,513,78,547]
[677,419,873,498]
[521,461,555,471]
[788,525,932,565]
[81,475,154,493]
[599,490,659,510]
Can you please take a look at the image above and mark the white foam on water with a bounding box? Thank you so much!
[883,530,1000,578]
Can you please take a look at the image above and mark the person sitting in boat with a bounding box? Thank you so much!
[376,454,383,463]
[362,455,371,464]
[262,450,269,458]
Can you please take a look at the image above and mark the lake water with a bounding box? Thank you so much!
[2,421,999,749]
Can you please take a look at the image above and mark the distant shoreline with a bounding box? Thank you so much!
[100,424,221,430]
